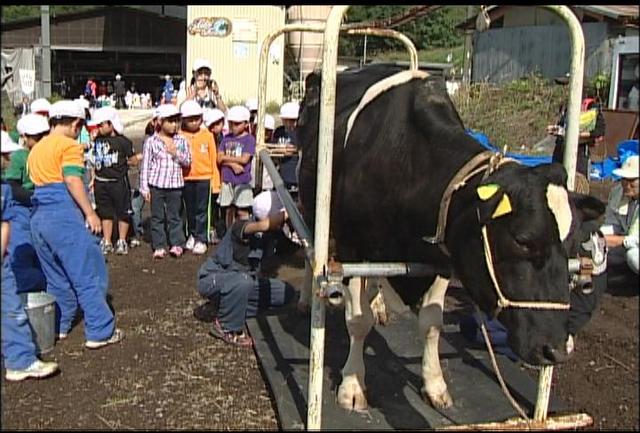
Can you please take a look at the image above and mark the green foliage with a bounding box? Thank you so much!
[340,6,466,58]
[587,72,611,106]
[1,6,101,23]
[452,75,566,154]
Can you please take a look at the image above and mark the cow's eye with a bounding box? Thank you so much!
[514,236,534,254]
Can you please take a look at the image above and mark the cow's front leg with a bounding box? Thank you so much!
[337,277,374,412]
[419,275,453,409]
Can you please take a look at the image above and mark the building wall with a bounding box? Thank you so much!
[186,6,286,106]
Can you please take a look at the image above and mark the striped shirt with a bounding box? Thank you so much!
[139,132,191,194]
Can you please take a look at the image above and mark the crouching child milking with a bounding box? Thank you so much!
[196,190,296,347]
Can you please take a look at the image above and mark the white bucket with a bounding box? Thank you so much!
[20,292,56,354]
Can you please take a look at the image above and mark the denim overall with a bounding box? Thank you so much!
[7,202,46,294]
[197,221,293,332]
[30,183,115,341]
[1,183,38,370]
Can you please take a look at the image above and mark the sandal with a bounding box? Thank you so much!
[209,319,253,348]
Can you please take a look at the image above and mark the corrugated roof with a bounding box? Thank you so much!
[578,5,639,19]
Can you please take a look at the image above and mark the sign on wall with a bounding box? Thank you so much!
[188,17,232,37]
[232,19,257,43]
[19,69,35,95]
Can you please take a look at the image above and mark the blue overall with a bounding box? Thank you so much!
[30,183,115,341]
[196,221,294,332]
[7,203,46,294]
[1,183,38,370]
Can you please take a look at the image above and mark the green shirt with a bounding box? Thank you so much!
[3,148,33,190]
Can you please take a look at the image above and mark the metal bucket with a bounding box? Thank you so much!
[20,292,56,355]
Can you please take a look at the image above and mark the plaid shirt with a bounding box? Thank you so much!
[139,132,191,194]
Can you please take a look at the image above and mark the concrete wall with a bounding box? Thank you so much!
[186,6,285,106]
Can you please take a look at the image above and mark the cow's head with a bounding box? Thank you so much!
[451,162,605,366]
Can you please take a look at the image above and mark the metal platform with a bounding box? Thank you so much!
[248,307,566,430]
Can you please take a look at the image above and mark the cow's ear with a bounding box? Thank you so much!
[477,184,512,224]
[532,162,568,187]
[569,192,606,222]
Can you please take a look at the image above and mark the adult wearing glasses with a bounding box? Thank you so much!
[177,59,227,113]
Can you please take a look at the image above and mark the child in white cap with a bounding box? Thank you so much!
[139,104,192,259]
[217,105,256,233]
[273,102,300,198]
[203,108,226,243]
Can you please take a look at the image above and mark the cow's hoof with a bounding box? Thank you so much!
[423,388,453,409]
[337,380,368,412]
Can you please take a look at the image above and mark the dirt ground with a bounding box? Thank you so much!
[1,117,637,430]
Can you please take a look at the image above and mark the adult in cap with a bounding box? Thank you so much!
[177,58,227,112]
[1,164,59,381]
[91,106,136,256]
[180,100,219,255]
[4,114,49,297]
[139,103,192,259]
[29,98,51,118]
[114,73,127,110]
[602,155,639,283]
[273,101,301,196]
[27,99,124,349]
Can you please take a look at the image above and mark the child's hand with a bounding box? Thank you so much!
[142,191,151,202]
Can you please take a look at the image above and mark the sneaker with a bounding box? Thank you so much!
[57,332,68,341]
[192,241,207,255]
[153,248,167,259]
[185,235,195,251]
[129,237,141,248]
[115,239,128,255]
[5,359,59,382]
[100,240,114,255]
[169,245,183,257]
[85,328,125,350]
[209,319,253,348]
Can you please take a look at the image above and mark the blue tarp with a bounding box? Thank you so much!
[466,130,639,180]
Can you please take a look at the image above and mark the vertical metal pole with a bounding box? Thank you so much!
[307,6,349,430]
[362,34,368,67]
[462,5,475,85]
[544,5,585,192]
[40,5,52,98]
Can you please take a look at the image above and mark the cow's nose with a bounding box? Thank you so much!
[542,344,571,364]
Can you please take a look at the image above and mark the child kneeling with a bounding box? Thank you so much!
[196,193,295,347]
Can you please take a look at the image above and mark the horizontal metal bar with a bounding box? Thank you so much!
[258,149,315,265]
[339,262,439,278]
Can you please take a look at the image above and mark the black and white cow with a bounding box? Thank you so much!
[296,64,605,411]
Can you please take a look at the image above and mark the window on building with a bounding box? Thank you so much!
[615,53,639,111]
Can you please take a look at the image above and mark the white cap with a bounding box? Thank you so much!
[180,100,204,118]
[90,107,124,134]
[75,98,90,110]
[116,74,122,80]
[227,105,250,123]
[156,103,180,119]
[264,114,275,130]
[30,98,51,115]
[152,107,161,119]
[17,114,50,136]
[1,130,22,153]
[279,102,299,119]
[245,98,258,112]
[192,58,212,72]
[613,155,639,179]
[50,100,86,119]
[252,190,284,220]
[165,74,171,80]
[203,108,225,127]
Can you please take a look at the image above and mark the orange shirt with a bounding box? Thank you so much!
[27,132,84,186]
[182,127,221,193]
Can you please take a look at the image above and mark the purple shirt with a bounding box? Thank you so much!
[139,132,191,194]
[218,133,255,186]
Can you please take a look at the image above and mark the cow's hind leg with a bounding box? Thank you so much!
[337,277,374,412]
[419,275,453,409]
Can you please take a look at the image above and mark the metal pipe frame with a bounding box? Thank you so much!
[255,23,419,192]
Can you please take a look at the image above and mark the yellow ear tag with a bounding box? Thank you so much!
[477,184,499,201]
[492,194,512,219]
